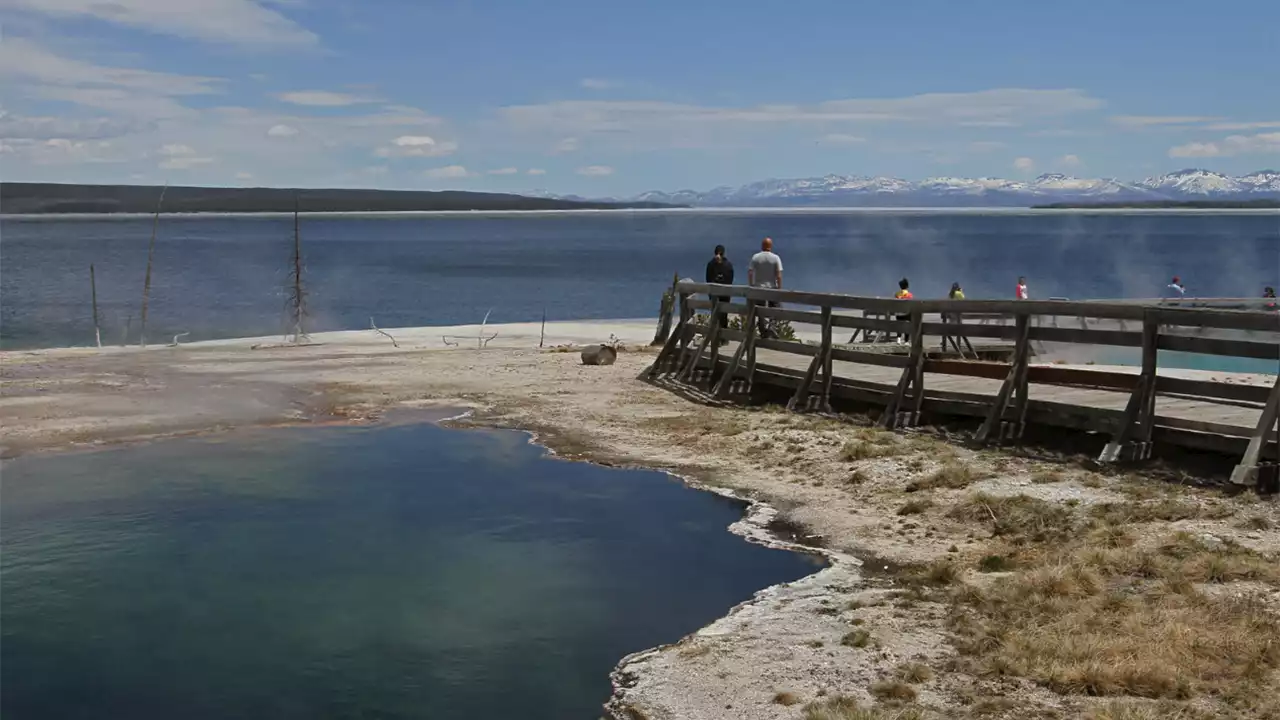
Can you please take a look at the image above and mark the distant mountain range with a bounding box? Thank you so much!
[558,169,1280,208]
[0,183,676,215]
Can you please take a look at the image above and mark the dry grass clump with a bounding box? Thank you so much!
[1082,699,1221,720]
[948,493,1077,544]
[894,662,933,683]
[803,695,924,720]
[774,691,802,706]
[897,498,933,516]
[1088,498,1231,525]
[840,429,906,461]
[1031,468,1067,484]
[868,680,918,702]
[1238,515,1272,531]
[906,462,991,491]
[841,629,872,648]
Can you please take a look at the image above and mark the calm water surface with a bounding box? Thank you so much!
[2,210,1276,349]
[1,420,819,719]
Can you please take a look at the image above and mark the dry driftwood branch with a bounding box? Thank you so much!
[139,183,167,347]
[478,307,494,349]
[287,196,310,344]
[540,307,546,348]
[370,317,400,348]
[169,332,190,347]
[442,336,459,347]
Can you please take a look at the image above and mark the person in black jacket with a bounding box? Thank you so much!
[705,244,734,328]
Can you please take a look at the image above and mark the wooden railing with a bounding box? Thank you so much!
[648,281,1280,487]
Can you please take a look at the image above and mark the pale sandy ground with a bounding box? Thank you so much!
[2,320,1278,720]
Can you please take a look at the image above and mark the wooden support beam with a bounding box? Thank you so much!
[678,298,720,382]
[647,291,690,378]
[976,313,1030,443]
[787,306,833,412]
[713,304,757,399]
[1007,316,1034,442]
[880,311,925,428]
[1099,311,1159,462]
[820,307,835,413]
[1230,375,1280,486]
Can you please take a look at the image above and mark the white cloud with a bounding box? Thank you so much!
[157,143,214,169]
[1204,120,1280,131]
[267,123,298,137]
[0,37,222,120]
[3,0,317,46]
[553,137,580,154]
[576,165,614,176]
[821,133,866,144]
[374,135,458,158]
[487,167,519,175]
[502,89,1103,136]
[1013,156,1035,172]
[1110,115,1222,128]
[580,78,617,90]
[1059,153,1082,167]
[526,168,547,175]
[425,165,470,179]
[1168,132,1280,158]
[276,90,380,107]
[235,171,255,181]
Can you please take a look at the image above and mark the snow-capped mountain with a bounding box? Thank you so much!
[622,169,1279,207]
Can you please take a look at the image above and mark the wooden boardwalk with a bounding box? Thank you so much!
[648,282,1280,487]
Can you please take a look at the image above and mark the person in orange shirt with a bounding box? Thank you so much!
[894,278,912,343]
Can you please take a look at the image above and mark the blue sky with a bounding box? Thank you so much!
[2,0,1278,195]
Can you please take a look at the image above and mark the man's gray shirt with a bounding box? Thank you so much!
[749,251,783,288]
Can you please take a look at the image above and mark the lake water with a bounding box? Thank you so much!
[2,210,1277,349]
[0,418,819,719]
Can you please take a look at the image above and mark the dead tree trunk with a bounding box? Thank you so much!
[287,196,308,343]
[138,184,167,347]
[90,264,102,348]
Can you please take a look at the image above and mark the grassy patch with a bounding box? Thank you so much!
[1083,700,1220,720]
[897,498,933,516]
[906,462,990,491]
[841,629,872,648]
[947,541,1280,700]
[803,696,923,720]
[643,413,750,440]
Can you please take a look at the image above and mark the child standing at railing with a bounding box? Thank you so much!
[894,278,913,344]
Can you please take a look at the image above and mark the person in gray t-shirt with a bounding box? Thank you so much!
[747,237,783,337]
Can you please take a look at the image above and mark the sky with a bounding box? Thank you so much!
[2,0,1278,196]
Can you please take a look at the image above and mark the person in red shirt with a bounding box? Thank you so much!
[1016,276,1029,300]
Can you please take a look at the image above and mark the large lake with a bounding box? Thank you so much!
[0,417,819,719]
[2,210,1277,349]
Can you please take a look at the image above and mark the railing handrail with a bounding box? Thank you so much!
[677,281,1280,332]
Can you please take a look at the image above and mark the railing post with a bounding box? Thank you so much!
[678,297,720,383]
[881,309,925,428]
[976,312,1030,443]
[1230,375,1280,487]
[647,286,691,379]
[650,272,679,346]
[788,305,832,412]
[713,303,757,399]
[1098,309,1159,462]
